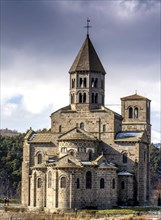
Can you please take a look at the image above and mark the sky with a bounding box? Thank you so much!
[1,0,161,143]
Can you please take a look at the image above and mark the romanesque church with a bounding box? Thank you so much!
[21,32,151,211]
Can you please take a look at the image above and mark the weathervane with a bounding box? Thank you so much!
[84,18,92,36]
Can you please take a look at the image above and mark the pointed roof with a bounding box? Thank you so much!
[69,35,106,74]
[121,93,150,101]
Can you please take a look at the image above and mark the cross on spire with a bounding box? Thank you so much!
[84,18,92,36]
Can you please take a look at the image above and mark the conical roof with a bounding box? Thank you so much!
[69,35,106,74]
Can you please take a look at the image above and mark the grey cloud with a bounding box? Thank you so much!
[1,0,160,136]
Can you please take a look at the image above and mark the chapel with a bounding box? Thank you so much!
[21,31,151,211]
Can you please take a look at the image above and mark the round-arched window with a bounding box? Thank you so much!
[60,177,66,188]
[86,171,92,189]
[37,153,42,164]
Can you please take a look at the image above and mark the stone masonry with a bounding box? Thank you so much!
[21,34,151,212]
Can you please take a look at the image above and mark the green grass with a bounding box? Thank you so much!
[98,207,161,216]
[98,209,136,215]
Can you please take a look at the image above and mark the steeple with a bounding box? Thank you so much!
[69,35,106,111]
[69,35,106,74]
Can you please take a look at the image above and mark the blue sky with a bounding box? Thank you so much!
[1,0,161,143]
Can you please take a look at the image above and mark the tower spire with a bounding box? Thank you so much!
[84,18,92,36]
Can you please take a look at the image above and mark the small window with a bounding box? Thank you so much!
[69,150,74,156]
[94,78,98,88]
[129,107,133,118]
[38,178,42,188]
[112,179,115,189]
[100,178,104,189]
[71,94,74,104]
[95,93,98,103]
[59,125,62,133]
[72,79,75,88]
[76,178,80,189]
[48,171,52,188]
[79,93,83,103]
[83,93,86,103]
[80,78,83,87]
[86,171,92,189]
[89,150,92,161]
[103,124,106,132]
[92,93,94,103]
[84,78,87,88]
[134,107,138,118]
[80,122,84,129]
[121,181,125,189]
[60,177,66,188]
[38,153,42,164]
[123,152,128,163]
[91,78,94,87]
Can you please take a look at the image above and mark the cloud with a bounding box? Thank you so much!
[151,130,161,144]
[1,1,160,142]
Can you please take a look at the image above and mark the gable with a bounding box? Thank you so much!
[58,127,97,141]
[54,154,82,168]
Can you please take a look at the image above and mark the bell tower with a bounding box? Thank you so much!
[121,93,151,142]
[69,34,106,111]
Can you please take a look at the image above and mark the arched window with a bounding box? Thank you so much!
[95,93,98,103]
[123,152,128,163]
[60,177,66,188]
[69,150,74,156]
[91,78,94,87]
[100,178,104,189]
[80,78,83,87]
[48,171,52,188]
[80,122,84,129]
[59,125,62,133]
[134,107,138,118]
[89,150,92,161]
[103,124,106,132]
[92,93,94,103]
[38,153,42,164]
[121,181,125,189]
[79,93,82,103]
[72,79,75,88]
[38,178,42,188]
[94,78,98,88]
[76,178,80,189]
[112,179,115,189]
[129,107,133,118]
[83,93,86,103]
[84,78,87,87]
[71,94,74,104]
[86,171,92,189]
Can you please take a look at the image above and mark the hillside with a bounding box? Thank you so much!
[0,128,20,137]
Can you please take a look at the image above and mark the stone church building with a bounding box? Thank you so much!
[21,33,151,211]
